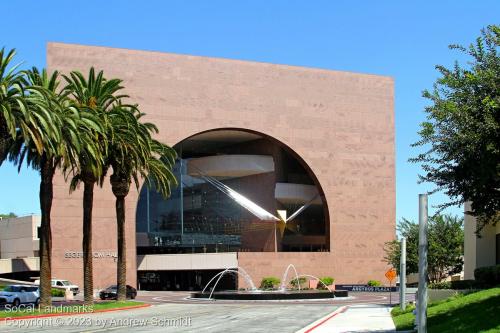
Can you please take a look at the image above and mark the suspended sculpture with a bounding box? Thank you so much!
[191,165,319,224]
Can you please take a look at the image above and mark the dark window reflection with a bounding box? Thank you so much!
[136,130,329,253]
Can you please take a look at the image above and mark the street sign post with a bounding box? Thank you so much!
[385,268,397,304]
[400,237,407,310]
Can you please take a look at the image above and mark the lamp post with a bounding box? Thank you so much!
[417,194,428,332]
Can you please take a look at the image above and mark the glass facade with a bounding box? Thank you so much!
[136,130,329,254]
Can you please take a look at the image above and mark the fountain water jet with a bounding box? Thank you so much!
[237,266,256,290]
[297,274,332,291]
[202,268,257,300]
[279,264,301,291]
[192,265,348,300]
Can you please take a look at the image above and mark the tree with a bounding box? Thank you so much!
[1,49,73,307]
[63,68,127,306]
[7,68,102,307]
[11,68,71,308]
[384,218,419,276]
[411,25,500,231]
[384,214,464,283]
[0,212,17,218]
[107,106,176,300]
[428,215,464,282]
[0,48,28,166]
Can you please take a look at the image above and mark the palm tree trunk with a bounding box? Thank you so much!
[82,179,95,306]
[115,194,127,301]
[39,155,55,308]
[110,174,130,302]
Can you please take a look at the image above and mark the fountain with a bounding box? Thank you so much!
[201,268,257,300]
[297,274,331,290]
[279,264,301,291]
[187,168,347,300]
[191,265,348,300]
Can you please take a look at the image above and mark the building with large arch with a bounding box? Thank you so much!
[46,43,395,290]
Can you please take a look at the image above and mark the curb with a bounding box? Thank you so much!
[296,306,349,333]
[1,303,151,321]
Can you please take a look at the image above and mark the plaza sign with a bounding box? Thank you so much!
[64,251,117,259]
[336,285,398,292]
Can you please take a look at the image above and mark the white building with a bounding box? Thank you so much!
[0,215,40,280]
[464,202,500,279]
[0,215,40,259]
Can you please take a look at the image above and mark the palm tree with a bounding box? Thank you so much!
[0,48,28,165]
[107,106,176,300]
[63,68,127,305]
[7,68,101,307]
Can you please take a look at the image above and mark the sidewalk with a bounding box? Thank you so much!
[297,304,396,333]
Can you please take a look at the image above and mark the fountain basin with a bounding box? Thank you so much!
[191,289,348,300]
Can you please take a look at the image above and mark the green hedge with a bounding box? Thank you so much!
[51,288,66,297]
[429,280,479,290]
[367,280,382,287]
[260,277,281,290]
[474,264,500,287]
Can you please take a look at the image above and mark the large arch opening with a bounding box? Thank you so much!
[136,128,330,256]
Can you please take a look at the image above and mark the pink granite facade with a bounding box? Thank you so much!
[47,42,395,289]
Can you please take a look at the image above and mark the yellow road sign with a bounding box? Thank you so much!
[385,268,397,282]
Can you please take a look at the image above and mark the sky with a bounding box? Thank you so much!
[0,0,498,222]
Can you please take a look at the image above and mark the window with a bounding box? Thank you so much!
[136,129,329,254]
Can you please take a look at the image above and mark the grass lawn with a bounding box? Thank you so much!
[92,301,144,311]
[0,301,145,318]
[392,287,500,332]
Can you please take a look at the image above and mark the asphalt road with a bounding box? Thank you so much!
[0,302,337,333]
[0,291,414,332]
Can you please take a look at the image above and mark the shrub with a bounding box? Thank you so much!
[391,304,416,316]
[367,280,382,287]
[51,288,66,297]
[320,277,335,286]
[429,281,451,289]
[317,277,335,290]
[474,265,500,287]
[451,279,480,289]
[429,280,479,290]
[289,277,307,289]
[260,277,281,290]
